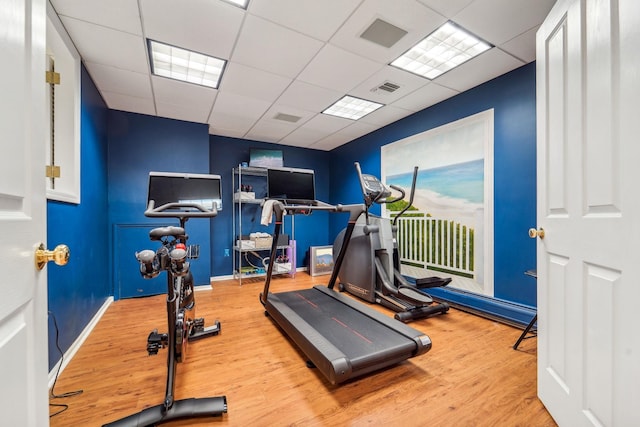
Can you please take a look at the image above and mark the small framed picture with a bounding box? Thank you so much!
[309,245,334,276]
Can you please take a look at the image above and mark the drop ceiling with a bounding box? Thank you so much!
[49,0,556,151]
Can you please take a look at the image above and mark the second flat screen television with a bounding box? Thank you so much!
[267,167,315,203]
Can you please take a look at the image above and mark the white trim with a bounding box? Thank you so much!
[209,267,308,283]
[45,3,81,204]
[48,297,113,388]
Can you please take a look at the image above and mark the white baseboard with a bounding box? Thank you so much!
[48,296,114,388]
[209,267,308,283]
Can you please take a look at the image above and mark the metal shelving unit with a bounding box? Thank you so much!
[232,166,295,285]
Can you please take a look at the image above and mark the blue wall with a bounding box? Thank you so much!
[330,63,537,311]
[107,111,211,299]
[47,66,110,370]
[209,136,332,272]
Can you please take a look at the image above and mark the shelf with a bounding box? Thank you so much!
[232,165,296,284]
[234,245,290,253]
[233,198,264,205]
[233,166,267,176]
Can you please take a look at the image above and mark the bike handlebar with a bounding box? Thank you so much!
[144,200,219,218]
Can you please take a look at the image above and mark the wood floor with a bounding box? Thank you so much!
[49,273,555,426]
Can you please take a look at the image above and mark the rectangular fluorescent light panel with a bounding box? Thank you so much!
[391,22,491,80]
[222,0,249,8]
[149,40,226,89]
[322,96,384,120]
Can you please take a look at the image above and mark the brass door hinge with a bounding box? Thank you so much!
[46,71,60,85]
[46,165,61,178]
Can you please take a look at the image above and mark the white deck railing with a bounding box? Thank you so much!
[391,211,475,278]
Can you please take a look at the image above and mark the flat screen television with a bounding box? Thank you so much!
[147,171,223,211]
[267,167,315,203]
[249,148,284,168]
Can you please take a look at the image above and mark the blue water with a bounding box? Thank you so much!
[387,159,484,204]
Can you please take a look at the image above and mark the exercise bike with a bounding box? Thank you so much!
[335,162,451,322]
[104,172,227,426]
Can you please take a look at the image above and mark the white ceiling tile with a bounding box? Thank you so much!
[245,119,297,143]
[222,62,292,103]
[359,104,414,127]
[330,0,446,64]
[84,62,152,99]
[349,65,430,105]
[339,121,379,139]
[232,14,324,78]
[208,111,257,135]
[50,0,142,34]
[59,16,148,73]
[248,0,361,41]
[309,133,354,151]
[297,44,385,93]
[156,101,210,124]
[101,91,156,116]
[434,48,525,92]
[454,0,557,45]
[279,126,327,148]
[303,113,352,133]
[391,82,459,112]
[151,76,217,111]
[208,125,247,139]
[275,81,342,112]
[499,26,540,63]
[140,0,244,59]
[415,0,475,17]
[209,91,272,126]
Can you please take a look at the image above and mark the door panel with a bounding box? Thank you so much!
[0,0,49,425]
[537,0,640,425]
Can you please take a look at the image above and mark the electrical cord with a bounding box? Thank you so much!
[48,311,83,417]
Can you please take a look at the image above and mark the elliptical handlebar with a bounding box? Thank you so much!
[144,200,219,218]
[392,166,419,226]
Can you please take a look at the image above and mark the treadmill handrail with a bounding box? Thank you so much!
[260,200,364,304]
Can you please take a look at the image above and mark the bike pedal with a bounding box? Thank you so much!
[147,329,168,355]
[192,317,205,333]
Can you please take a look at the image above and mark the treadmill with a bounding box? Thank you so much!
[260,198,432,385]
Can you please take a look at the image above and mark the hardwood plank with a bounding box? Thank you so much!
[49,273,555,426]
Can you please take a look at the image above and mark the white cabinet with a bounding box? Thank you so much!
[232,166,295,284]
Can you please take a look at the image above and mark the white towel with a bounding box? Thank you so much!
[261,199,277,226]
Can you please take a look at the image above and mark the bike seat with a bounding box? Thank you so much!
[149,226,185,240]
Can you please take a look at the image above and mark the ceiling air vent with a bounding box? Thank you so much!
[372,81,400,94]
[360,18,408,48]
[273,112,302,123]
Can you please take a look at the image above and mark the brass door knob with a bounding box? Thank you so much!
[35,243,70,270]
[528,228,545,239]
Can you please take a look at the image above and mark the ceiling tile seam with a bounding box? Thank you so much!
[246,0,366,45]
[57,13,143,38]
[412,0,448,22]
[492,46,528,66]
[137,0,158,117]
[206,4,250,126]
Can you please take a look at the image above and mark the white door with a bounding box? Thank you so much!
[0,0,50,425]
[536,0,640,425]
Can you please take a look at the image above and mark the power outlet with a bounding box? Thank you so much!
[224,248,230,257]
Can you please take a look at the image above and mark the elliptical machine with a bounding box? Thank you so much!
[104,172,227,427]
[335,162,451,322]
